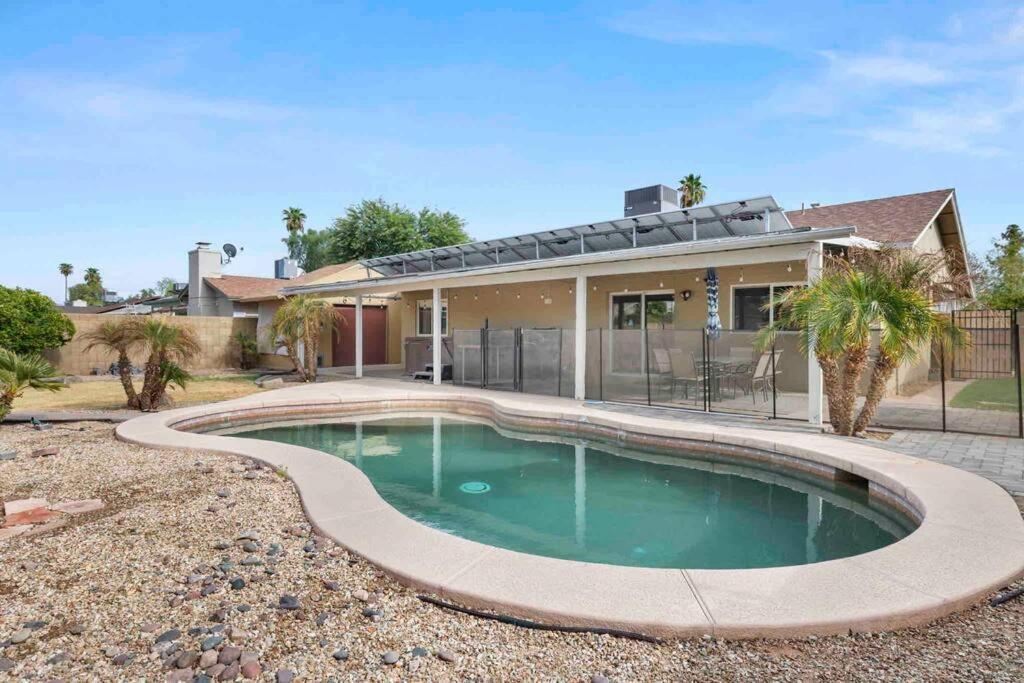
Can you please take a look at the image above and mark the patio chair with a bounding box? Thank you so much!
[737,350,782,402]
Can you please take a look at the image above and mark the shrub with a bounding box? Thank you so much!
[0,347,64,421]
[0,286,75,355]
[232,331,259,370]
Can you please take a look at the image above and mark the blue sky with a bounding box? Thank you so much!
[2,1,1023,302]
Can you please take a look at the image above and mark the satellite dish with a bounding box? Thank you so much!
[223,243,238,258]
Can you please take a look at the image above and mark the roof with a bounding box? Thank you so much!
[205,275,289,302]
[785,189,953,244]
[361,196,792,277]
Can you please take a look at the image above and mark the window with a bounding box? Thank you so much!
[732,284,799,331]
[611,292,676,330]
[416,299,448,336]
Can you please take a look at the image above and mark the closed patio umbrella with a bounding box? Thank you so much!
[704,267,721,340]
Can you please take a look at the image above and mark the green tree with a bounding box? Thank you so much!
[267,295,338,382]
[283,228,331,272]
[155,277,178,296]
[759,248,967,436]
[83,319,141,408]
[0,286,76,355]
[68,267,105,305]
[58,263,73,304]
[282,207,307,235]
[133,318,200,410]
[678,174,707,208]
[981,224,1024,309]
[326,199,470,262]
[0,348,64,421]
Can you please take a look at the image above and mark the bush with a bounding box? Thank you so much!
[0,286,76,355]
[232,331,259,370]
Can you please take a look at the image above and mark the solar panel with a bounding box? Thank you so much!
[361,196,791,277]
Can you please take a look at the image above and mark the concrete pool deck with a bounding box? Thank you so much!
[116,378,1024,639]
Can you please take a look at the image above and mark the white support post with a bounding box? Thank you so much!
[355,295,363,379]
[355,421,364,470]
[432,287,442,385]
[763,208,771,233]
[574,274,587,400]
[574,444,586,547]
[432,415,442,498]
[807,243,824,426]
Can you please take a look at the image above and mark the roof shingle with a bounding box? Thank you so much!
[785,189,953,244]
[204,275,288,301]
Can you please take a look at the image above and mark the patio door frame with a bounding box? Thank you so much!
[607,290,675,376]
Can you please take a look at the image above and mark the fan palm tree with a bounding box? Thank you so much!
[678,174,707,208]
[58,263,73,303]
[758,248,968,436]
[0,348,64,421]
[84,267,101,286]
[267,295,338,382]
[282,207,307,235]
[83,319,142,408]
[133,318,201,410]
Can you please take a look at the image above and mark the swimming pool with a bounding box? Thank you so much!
[231,415,915,569]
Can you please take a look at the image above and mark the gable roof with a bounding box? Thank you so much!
[785,189,954,244]
[204,275,288,301]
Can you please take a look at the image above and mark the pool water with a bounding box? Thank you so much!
[232,416,915,569]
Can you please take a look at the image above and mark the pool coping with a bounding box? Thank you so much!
[116,378,1024,639]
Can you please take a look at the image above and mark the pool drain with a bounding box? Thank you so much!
[459,481,491,494]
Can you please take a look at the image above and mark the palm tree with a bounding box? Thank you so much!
[84,267,101,286]
[0,348,64,421]
[678,174,707,208]
[758,248,968,436]
[133,319,201,410]
[282,207,307,235]
[58,263,73,303]
[83,319,142,408]
[267,295,337,382]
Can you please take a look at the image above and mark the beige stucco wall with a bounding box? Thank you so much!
[44,314,257,375]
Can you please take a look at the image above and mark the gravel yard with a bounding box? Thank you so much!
[1,422,1022,682]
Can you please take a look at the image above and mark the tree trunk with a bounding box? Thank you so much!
[138,351,162,411]
[833,342,869,436]
[816,351,843,431]
[284,340,307,382]
[853,352,898,435]
[304,329,318,382]
[117,351,140,409]
[0,391,14,422]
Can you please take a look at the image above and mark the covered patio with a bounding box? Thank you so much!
[284,195,861,426]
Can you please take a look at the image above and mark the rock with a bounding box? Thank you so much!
[241,541,258,553]
[275,670,295,683]
[411,647,428,657]
[51,499,104,515]
[278,595,300,611]
[195,676,213,683]
[9,628,32,644]
[235,605,250,613]
[18,560,38,571]
[213,540,231,550]
[206,663,226,678]
[261,377,284,388]
[4,499,59,527]
[199,649,218,669]
[0,450,17,461]
[240,660,261,679]
[200,635,224,651]
[243,472,257,480]
[219,662,240,680]
[315,612,330,626]
[155,628,181,644]
[0,525,31,542]
[591,676,611,683]
[30,446,58,457]
[166,669,194,683]
[361,607,381,619]
[230,578,246,591]
[68,622,86,635]
[238,651,258,666]
[0,659,14,672]
[47,651,68,665]
[176,651,199,668]
[352,589,370,602]
[112,653,134,666]
[303,542,315,553]
[240,556,262,566]
[381,651,399,665]
[322,580,340,591]
[267,543,282,556]
[437,648,457,663]
[332,649,349,661]
[218,646,241,665]
[216,489,231,498]
[236,530,259,541]
[23,619,47,630]
[141,622,160,633]
[201,585,219,596]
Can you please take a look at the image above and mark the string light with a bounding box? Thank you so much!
[739,269,745,283]
[787,263,793,273]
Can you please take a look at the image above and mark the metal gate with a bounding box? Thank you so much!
[452,327,574,397]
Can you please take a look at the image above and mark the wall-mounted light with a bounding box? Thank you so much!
[739,269,745,283]
[658,281,664,288]
[680,289,692,301]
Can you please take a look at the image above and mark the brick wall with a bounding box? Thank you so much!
[43,314,258,375]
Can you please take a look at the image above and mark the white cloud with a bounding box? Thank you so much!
[825,53,948,86]
[602,2,784,46]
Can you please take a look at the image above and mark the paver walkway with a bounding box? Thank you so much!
[597,402,1024,496]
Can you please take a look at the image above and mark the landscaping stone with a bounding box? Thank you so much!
[200,635,224,651]
[0,525,31,541]
[198,649,218,669]
[51,499,105,514]
[240,660,261,679]
[0,450,17,461]
[155,628,181,644]
[331,648,349,661]
[216,489,231,498]
[437,648,457,663]
[275,670,295,683]
[9,629,32,644]
[218,662,240,680]
[352,589,370,602]
[381,650,399,665]
[0,659,14,672]
[166,668,193,683]
[411,646,428,657]
[218,646,241,665]
[67,622,86,635]
[278,595,299,610]
[230,578,246,591]
[30,446,58,457]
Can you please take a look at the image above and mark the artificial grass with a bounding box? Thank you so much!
[949,377,1021,411]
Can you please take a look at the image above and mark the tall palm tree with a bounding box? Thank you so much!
[268,295,337,382]
[758,248,968,436]
[84,267,101,286]
[58,263,73,303]
[0,348,64,421]
[83,319,142,408]
[282,207,307,235]
[133,319,201,410]
[678,174,707,208]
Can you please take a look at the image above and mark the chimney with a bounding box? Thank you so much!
[187,242,222,316]
[624,185,679,217]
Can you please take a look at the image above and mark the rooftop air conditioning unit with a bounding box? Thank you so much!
[624,184,680,217]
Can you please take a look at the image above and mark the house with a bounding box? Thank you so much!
[183,242,401,369]
[281,185,970,426]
